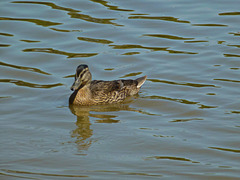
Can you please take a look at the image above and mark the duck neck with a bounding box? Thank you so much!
[69,82,91,105]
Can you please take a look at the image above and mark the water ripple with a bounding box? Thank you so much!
[184,40,209,43]
[144,95,198,105]
[171,118,203,123]
[78,36,113,44]
[0,17,61,27]
[146,156,199,163]
[209,147,240,153]
[192,23,228,27]
[110,44,197,55]
[20,39,41,43]
[1,169,88,178]
[68,12,123,26]
[0,32,14,36]
[0,44,10,47]
[120,72,142,78]
[90,0,134,12]
[122,52,140,55]
[129,15,190,23]
[214,78,240,83]
[167,49,197,54]
[228,44,240,48]
[50,28,82,32]
[148,78,218,88]
[22,48,98,58]
[224,53,240,58]
[143,34,194,41]
[231,111,240,114]
[110,44,168,51]
[0,61,50,75]
[0,79,63,88]
[12,1,80,13]
[229,32,240,36]
[144,95,217,109]
[90,170,161,177]
[219,12,240,16]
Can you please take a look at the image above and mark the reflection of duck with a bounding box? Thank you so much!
[69,103,131,124]
[69,105,92,151]
[69,104,126,151]
[69,64,147,105]
[69,102,156,151]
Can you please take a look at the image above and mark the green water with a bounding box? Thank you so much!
[0,0,239,179]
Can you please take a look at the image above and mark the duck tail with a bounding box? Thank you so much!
[136,75,147,88]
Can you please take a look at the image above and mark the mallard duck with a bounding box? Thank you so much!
[69,64,147,105]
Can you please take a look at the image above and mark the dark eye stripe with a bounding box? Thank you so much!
[76,68,88,78]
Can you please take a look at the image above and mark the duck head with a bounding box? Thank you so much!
[71,64,92,91]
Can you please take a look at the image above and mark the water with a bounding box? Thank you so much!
[0,0,240,179]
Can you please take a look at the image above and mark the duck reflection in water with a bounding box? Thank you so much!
[69,95,157,151]
[69,103,134,151]
[69,105,93,151]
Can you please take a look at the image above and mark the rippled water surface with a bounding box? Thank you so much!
[1,0,240,179]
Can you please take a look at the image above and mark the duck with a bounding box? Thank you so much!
[69,64,147,106]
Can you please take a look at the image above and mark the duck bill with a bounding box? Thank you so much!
[71,77,82,91]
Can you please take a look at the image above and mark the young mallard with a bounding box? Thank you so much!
[69,64,147,105]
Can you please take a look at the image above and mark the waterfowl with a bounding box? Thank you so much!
[69,64,147,106]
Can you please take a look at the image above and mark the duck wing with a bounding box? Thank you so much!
[90,80,124,94]
[90,76,147,95]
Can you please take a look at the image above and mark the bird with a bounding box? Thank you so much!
[69,64,147,106]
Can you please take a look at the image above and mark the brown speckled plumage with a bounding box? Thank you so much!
[69,64,147,106]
